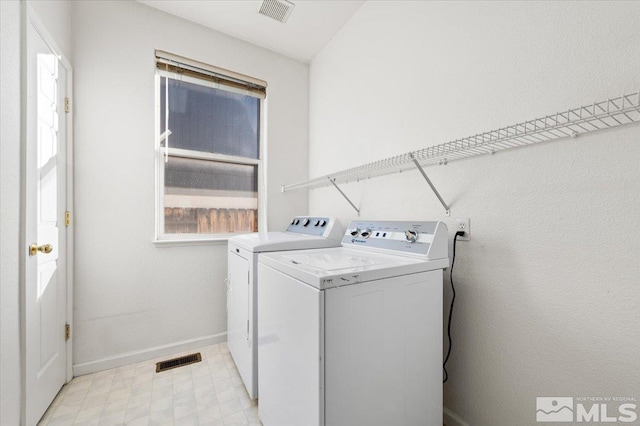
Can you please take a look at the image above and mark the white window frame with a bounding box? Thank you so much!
[153,69,266,245]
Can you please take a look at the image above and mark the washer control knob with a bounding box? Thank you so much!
[350,228,360,237]
[405,230,418,243]
[302,218,310,226]
[320,220,327,227]
[314,220,320,226]
[294,219,300,225]
[360,229,372,238]
[291,219,296,225]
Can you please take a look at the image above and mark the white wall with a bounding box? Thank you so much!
[71,1,309,373]
[29,0,71,59]
[309,2,640,425]
[1,1,23,424]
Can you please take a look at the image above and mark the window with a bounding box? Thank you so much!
[155,51,266,241]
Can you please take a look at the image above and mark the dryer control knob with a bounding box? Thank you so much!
[320,220,327,227]
[405,230,418,243]
[302,218,310,226]
[350,228,360,237]
[314,220,320,226]
[360,229,372,238]
[294,219,300,225]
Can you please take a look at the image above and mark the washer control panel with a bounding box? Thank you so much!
[342,221,448,259]
[286,216,333,237]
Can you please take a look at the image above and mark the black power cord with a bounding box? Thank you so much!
[443,230,464,383]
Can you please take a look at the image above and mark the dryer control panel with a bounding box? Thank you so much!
[342,221,448,260]
[286,216,342,240]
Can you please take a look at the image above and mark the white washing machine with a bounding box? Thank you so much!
[227,216,343,400]
[257,220,449,426]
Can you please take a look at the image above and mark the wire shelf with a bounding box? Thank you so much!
[282,92,640,192]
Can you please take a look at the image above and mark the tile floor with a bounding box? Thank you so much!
[38,342,262,425]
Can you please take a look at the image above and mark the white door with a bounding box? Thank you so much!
[25,17,69,426]
[228,249,254,396]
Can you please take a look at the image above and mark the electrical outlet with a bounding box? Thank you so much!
[455,218,470,241]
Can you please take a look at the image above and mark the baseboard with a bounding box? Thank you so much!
[73,332,227,377]
[444,407,470,426]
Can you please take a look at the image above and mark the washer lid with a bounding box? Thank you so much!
[259,247,449,289]
[229,232,341,253]
[282,251,393,271]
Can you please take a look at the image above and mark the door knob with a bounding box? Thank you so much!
[29,243,53,256]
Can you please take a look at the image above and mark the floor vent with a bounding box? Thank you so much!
[258,0,295,23]
[155,353,202,373]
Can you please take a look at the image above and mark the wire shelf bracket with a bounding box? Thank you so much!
[281,91,640,213]
[410,153,450,216]
[328,177,360,216]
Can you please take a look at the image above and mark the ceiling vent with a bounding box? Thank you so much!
[258,0,295,24]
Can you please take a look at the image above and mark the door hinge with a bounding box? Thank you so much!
[65,210,71,227]
[65,97,71,113]
[65,323,70,341]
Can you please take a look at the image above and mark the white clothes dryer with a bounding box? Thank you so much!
[257,220,449,426]
[227,216,343,400]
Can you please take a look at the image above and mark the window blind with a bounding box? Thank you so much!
[155,50,267,98]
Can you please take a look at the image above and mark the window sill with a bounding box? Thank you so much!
[152,238,230,248]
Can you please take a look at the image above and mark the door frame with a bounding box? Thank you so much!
[21,5,74,413]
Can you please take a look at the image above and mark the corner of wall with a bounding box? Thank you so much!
[444,407,470,426]
[0,0,24,424]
